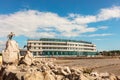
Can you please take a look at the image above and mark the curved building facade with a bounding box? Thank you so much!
[27,38,97,56]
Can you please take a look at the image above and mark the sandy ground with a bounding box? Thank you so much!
[54,58,120,76]
[1,56,120,76]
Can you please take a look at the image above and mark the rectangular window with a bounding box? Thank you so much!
[33,52,36,56]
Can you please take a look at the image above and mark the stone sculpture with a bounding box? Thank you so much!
[7,32,15,40]
[2,32,19,65]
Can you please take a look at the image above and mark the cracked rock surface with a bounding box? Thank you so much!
[0,58,119,80]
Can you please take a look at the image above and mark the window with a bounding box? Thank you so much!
[38,52,41,55]
[33,52,36,56]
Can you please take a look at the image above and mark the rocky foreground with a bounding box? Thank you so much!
[0,33,119,80]
[0,58,120,80]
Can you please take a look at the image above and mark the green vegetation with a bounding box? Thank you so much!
[99,50,120,56]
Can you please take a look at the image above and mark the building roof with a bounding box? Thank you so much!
[28,38,92,44]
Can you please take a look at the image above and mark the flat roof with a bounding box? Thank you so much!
[28,38,92,44]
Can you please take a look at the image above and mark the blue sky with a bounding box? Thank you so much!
[0,0,120,51]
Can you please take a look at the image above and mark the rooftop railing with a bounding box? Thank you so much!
[28,38,92,44]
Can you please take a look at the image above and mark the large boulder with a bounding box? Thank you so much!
[2,40,19,65]
[56,75,64,80]
[79,73,89,80]
[44,71,55,80]
[109,74,117,80]
[19,51,34,66]
[24,72,44,80]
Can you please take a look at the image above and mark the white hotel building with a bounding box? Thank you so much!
[27,38,97,56]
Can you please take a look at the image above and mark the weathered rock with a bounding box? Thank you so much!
[70,67,82,75]
[116,76,120,80]
[2,40,19,65]
[67,73,80,80]
[44,71,55,80]
[0,67,4,80]
[90,71,99,77]
[62,77,69,80]
[61,69,69,76]
[56,75,64,80]
[84,73,98,80]
[79,73,89,80]
[64,67,71,74]
[24,72,44,80]
[2,71,19,80]
[1,58,119,80]
[48,62,55,69]
[2,32,19,65]
[109,74,117,80]
[60,66,72,76]
[19,51,34,66]
[99,72,110,79]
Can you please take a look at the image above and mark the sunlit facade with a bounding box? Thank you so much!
[27,38,97,56]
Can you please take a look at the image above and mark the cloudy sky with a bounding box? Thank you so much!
[0,0,120,51]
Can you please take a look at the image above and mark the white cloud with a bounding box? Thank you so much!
[70,6,120,24]
[97,6,120,21]
[94,39,103,41]
[0,10,97,38]
[87,33,113,37]
[70,15,97,24]
[0,6,119,39]
[97,26,108,30]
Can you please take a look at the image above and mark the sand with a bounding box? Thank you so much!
[1,56,120,76]
[54,58,120,76]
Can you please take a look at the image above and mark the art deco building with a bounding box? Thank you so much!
[27,38,97,56]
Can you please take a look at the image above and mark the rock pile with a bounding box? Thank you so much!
[0,59,119,80]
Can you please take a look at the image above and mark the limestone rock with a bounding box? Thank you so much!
[99,72,110,79]
[61,69,69,76]
[64,67,71,74]
[2,71,19,80]
[2,40,19,65]
[116,76,120,80]
[44,71,55,80]
[109,74,117,80]
[6,65,17,71]
[79,73,89,80]
[90,71,99,77]
[19,51,34,66]
[24,72,44,80]
[56,75,64,80]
